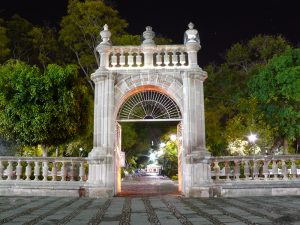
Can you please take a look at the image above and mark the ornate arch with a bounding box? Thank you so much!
[117,90,181,120]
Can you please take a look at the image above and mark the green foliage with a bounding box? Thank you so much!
[0,20,10,62]
[5,15,33,61]
[59,0,128,90]
[249,48,300,143]
[0,61,89,155]
[121,123,138,150]
[158,140,178,178]
[205,35,291,155]
[28,26,69,69]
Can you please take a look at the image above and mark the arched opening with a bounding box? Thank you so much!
[115,89,183,196]
[118,90,181,121]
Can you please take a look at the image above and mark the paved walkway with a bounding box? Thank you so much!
[120,174,179,196]
[1,176,300,224]
[1,195,300,224]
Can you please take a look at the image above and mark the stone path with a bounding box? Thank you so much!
[1,196,300,225]
[120,174,179,196]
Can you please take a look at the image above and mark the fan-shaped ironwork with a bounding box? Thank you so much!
[118,90,181,121]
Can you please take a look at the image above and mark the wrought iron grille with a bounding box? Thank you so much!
[118,90,181,120]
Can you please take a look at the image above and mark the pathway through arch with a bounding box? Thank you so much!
[119,174,179,196]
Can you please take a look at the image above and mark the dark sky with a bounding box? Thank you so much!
[0,0,299,66]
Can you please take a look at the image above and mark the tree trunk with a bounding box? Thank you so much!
[41,144,48,157]
[283,138,288,155]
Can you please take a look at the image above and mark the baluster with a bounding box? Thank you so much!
[272,160,279,180]
[7,161,13,180]
[179,52,186,65]
[34,161,40,181]
[155,53,162,66]
[213,160,220,180]
[263,159,269,180]
[164,52,170,66]
[225,161,230,180]
[0,160,3,180]
[243,160,250,179]
[16,160,22,180]
[79,162,85,181]
[119,53,125,66]
[70,162,75,181]
[291,159,297,180]
[136,53,142,66]
[61,161,67,181]
[234,160,240,180]
[52,162,57,181]
[111,53,117,67]
[25,161,32,181]
[42,161,48,181]
[171,51,178,66]
[253,160,258,180]
[281,160,288,180]
[127,53,134,67]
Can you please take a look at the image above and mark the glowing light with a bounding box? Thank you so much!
[247,133,258,143]
[160,142,166,148]
[170,134,177,141]
[149,152,156,161]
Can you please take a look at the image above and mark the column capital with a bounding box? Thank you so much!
[182,69,208,81]
[91,70,115,83]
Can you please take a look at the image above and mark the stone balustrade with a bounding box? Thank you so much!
[0,156,87,182]
[211,155,300,181]
[107,45,188,69]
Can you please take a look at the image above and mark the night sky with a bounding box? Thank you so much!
[0,0,299,66]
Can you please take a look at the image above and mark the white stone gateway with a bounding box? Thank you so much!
[87,23,211,197]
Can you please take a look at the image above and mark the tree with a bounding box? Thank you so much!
[0,20,10,62]
[249,48,300,154]
[204,35,291,155]
[0,60,89,156]
[60,0,130,91]
[28,26,70,70]
[5,15,33,61]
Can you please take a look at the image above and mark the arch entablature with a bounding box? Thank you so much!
[114,72,183,119]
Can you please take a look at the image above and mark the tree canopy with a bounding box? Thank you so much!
[204,35,292,155]
[0,61,89,156]
[249,48,300,153]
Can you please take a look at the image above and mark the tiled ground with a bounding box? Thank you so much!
[1,195,300,225]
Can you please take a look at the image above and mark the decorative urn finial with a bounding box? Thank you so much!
[142,26,155,45]
[184,22,200,44]
[100,24,111,45]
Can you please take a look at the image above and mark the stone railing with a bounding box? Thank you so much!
[211,155,300,181]
[107,45,188,69]
[0,156,87,182]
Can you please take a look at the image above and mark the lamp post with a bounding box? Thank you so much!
[247,133,257,179]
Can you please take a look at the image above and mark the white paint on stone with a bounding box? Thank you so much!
[88,24,211,197]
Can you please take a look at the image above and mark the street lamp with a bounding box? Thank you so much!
[160,142,166,148]
[170,134,177,141]
[247,133,257,179]
[247,133,257,143]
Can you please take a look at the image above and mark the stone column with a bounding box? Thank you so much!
[182,23,211,197]
[87,25,115,197]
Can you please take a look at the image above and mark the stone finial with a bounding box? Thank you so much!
[188,22,194,29]
[142,26,155,45]
[184,22,200,44]
[100,24,112,45]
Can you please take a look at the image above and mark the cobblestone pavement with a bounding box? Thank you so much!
[1,195,300,225]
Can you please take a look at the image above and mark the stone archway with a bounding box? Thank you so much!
[114,87,183,195]
[87,23,211,197]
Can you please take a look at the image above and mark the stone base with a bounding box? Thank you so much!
[85,186,113,198]
[0,181,85,197]
[187,187,211,198]
[211,180,300,197]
